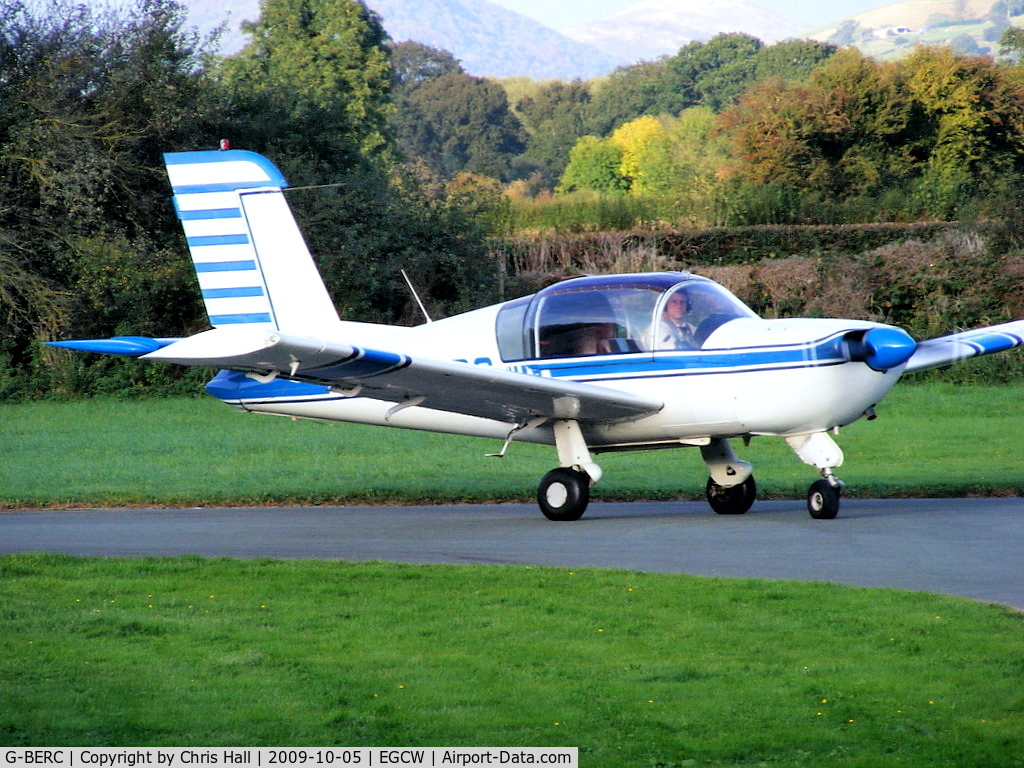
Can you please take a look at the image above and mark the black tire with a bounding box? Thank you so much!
[706,474,756,515]
[807,479,840,519]
[537,468,590,521]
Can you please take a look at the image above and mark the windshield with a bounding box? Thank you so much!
[650,280,756,350]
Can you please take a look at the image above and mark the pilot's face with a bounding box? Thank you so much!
[665,294,687,322]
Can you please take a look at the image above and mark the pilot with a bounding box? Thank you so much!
[653,290,697,350]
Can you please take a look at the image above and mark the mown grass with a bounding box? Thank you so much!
[2,382,1023,508]
[1,554,1022,765]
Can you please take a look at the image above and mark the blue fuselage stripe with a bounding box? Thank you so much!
[527,338,848,380]
[204,334,866,404]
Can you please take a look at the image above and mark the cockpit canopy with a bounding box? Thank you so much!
[495,272,758,362]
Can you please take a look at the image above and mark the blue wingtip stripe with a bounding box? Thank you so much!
[962,331,1024,355]
[172,181,281,195]
[164,150,288,188]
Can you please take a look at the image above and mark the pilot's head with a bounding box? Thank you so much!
[664,292,688,323]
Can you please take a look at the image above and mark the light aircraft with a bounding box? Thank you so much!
[50,149,1024,521]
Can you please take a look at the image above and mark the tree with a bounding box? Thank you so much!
[904,46,1024,217]
[716,44,1024,222]
[558,136,628,195]
[587,60,673,136]
[389,39,462,87]
[998,25,1024,59]
[514,80,593,189]
[399,71,527,181]
[213,0,392,171]
[659,106,732,220]
[0,0,217,396]
[388,41,460,172]
[609,116,670,194]
[587,34,836,138]
[753,39,837,83]
[386,41,526,182]
[665,33,765,112]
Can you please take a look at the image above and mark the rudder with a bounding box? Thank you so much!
[164,150,341,333]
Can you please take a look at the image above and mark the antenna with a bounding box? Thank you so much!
[401,269,433,323]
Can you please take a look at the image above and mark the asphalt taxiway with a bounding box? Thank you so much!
[2,498,1021,609]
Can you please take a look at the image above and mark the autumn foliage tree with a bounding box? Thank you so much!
[718,46,1024,222]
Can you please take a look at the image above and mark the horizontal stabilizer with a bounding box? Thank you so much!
[141,327,365,372]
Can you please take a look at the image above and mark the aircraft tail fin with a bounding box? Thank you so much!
[164,150,341,333]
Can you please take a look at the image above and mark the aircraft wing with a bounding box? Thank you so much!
[135,327,663,425]
[904,319,1024,373]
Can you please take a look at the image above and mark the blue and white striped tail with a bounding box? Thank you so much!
[164,150,340,332]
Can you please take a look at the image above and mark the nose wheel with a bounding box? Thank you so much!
[787,432,846,519]
[807,478,841,519]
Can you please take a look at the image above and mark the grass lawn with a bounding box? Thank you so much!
[1,554,1022,765]
[2,382,1023,508]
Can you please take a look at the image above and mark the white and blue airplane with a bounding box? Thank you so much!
[50,149,1024,521]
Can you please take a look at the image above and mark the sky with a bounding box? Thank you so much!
[487,0,889,30]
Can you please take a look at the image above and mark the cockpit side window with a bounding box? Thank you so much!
[536,292,617,357]
[495,297,531,362]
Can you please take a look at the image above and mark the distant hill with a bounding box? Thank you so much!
[162,0,624,79]
[124,0,1014,80]
[364,0,624,79]
[564,0,805,62]
[150,0,811,80]
[804,0,1019,58]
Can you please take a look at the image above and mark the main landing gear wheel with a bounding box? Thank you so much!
[538,468,590,521]
[706,474,756,515]
[807,479,841,520]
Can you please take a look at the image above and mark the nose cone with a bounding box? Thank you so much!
[853,327,917,372]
